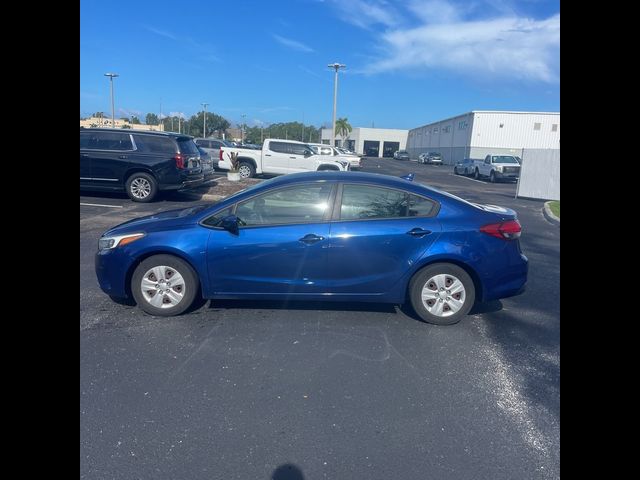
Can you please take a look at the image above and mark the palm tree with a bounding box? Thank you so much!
[335,118,352,147]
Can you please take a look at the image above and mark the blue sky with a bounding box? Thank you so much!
[80,0,560,130]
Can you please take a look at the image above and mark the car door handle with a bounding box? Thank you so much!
[406,228,432,237]
[290,156,297,159]
[299,234,325,244]
[265,154,272,156]
[118,155,128,159]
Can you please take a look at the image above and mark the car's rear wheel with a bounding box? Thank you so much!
[131,255,199,316]
[454,167,459,174]
[474,168,480,180]
[126,172,158,202]
[409,263,475,325]
[238,162,255,178]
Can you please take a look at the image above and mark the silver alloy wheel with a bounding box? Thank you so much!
[140,265,186,309]
[421,273,466,317]
[238,164,251,178]
[130,177,152,199]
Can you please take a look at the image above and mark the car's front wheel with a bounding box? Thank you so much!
[126,172,158,202]
[490,171,496,183]
[131,255,199,316]
[474,168,480,180]
[409,263,475,325]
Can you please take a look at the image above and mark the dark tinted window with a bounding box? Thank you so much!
[88,132,133,150]
[134,135,176,154]
[195,139,209,147]
[177,138,199,155]
[236,185,333,226]
[80,132,90,149]
[202,206,233,227]
[289,143,309,155]
[268,141,289,154]
[211,140,224,148]
[407,194,436,217]
[340,185,407,220]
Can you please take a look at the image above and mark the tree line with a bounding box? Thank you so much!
[84,112,352,145]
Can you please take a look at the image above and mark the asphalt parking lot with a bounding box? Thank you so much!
[80,160,559,480]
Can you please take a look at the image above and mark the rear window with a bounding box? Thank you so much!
[134,135,176,154]
[177,138,199,155]
[269,141,289,154]
[195,139,209,148]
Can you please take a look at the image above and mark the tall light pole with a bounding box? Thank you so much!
[241,114,246,144]
[104,73,119,128]
[201,103,209,138]
[328,63,346,147]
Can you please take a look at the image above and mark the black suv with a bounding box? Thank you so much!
[80,128,204,202]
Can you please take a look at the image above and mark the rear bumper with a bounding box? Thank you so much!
[481,253,528,301]
[160,173,205,191]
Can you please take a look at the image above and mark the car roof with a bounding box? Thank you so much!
[81,127,192,139]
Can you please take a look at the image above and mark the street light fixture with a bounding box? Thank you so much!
[201,103,209,138]
[328,63,346,147]
[104,73,119,128]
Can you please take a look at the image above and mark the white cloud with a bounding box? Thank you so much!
[143,25,177,40]
[325,0,400,29]
[354,1,559,83]
[272,34,314,53]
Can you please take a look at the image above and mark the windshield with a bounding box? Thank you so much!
[492,155,519,164]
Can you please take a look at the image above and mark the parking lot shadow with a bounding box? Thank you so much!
[209,299,397,315]
[272,463,305,480]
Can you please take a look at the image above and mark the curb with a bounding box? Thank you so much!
[543,202,560,226]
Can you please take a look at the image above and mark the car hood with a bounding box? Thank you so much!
[103,205,209,236]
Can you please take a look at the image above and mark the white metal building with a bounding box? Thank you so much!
[321,127,408,158]
[406,111,560,165]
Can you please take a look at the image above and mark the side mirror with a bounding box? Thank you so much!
[304,150,313,158]
[220,215,240,235]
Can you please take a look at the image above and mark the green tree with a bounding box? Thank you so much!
[187,111,231,138]
[131,116,141,124]
[121,124,132,129]
[145,113,159,125]
[335,118,352,146]
[92,112,105,118]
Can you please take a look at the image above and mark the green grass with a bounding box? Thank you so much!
[548,201,560,218]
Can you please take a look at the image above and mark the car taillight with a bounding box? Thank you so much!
[174,154,185,169]
[480,220,522,240]
[219,149,224,160]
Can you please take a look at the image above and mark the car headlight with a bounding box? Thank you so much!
[98,233,145,251]
[496,166,503,172]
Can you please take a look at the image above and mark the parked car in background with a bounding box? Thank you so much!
[194,138,235,168]
[96,171,528,325]
[80,128,204,202]
[418,152,443,165]
[310,143,362,170]
[196,146,216,180]
[474,155,521,183]
[393,150,410,161]
[454,158,482,176]
[219,139,349,178]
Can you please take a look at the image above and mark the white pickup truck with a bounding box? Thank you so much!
[218,139,350,178]
[473,154,521,183]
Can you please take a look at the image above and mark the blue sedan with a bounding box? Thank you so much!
[95,171,527,325]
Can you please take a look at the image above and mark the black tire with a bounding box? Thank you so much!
[126,172,158,202]
[454,167,459,175]
[474,168,480,180]
[131,254,199,316]
[409,263,475,325]
[238,161,256,179]
[490,171,496,183]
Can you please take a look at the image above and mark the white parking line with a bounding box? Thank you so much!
[80,202,123,208]
[449,174,486,184]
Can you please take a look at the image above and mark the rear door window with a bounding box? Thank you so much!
[268,141,289,154]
